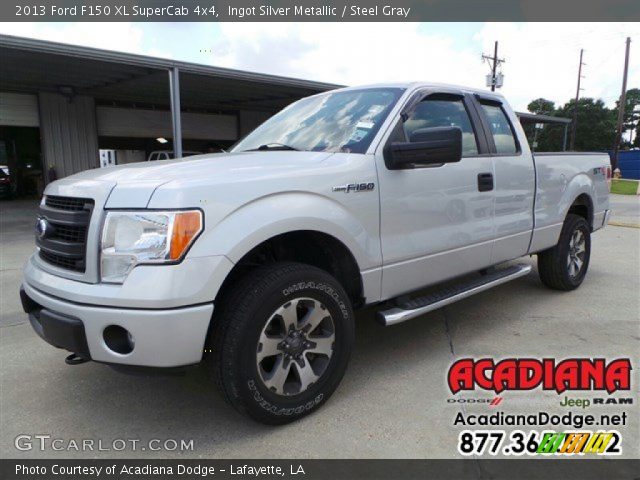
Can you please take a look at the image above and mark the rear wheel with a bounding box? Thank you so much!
[207,262,354,424]
[537,214,591,291]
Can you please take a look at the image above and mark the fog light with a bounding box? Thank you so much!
[103,325,134,354]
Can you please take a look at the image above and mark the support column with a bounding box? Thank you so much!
[169,67,182,159]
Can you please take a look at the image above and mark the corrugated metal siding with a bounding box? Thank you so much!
[38,92,99,180]
[96,106,237,140]
[0,92,39,126]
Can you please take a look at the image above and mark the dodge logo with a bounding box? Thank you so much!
[36,217,49,240]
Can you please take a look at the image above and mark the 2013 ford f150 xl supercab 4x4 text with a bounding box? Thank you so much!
[21,83,611,424]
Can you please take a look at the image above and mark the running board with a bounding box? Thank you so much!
[377,264,532,326]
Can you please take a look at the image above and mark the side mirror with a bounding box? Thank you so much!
[385,126,462,169]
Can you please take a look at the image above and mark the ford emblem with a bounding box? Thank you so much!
[36,217,48,240]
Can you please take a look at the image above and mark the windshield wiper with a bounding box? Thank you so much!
[246,143,299,152]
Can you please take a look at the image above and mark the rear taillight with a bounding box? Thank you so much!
[0,178,9,184]
[605,165,612,192]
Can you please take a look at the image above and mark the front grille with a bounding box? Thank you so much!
[39,249,85,272]
[45,195,89,212]
[37,195,94,273]
[50,224,87,243]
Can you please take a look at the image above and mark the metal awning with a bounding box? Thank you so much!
[0,34,340,112]
[516,111,572,125]
[516,111,572,151]
[0,33,342,158]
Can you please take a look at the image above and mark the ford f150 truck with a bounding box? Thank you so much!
[21,83,611,424]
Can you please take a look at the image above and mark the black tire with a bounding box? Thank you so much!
[207,262,354,424]
[537,214,591,291]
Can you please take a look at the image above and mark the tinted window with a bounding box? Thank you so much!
[403,97,478,156]
[480,103,518,154]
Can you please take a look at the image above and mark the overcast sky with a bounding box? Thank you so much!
[0,22,638,111]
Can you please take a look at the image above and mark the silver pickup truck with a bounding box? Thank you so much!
[21,82,611,424]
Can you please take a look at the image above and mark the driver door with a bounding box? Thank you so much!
[375,91,496,300]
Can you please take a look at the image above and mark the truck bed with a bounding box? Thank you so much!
[529,152,610,253]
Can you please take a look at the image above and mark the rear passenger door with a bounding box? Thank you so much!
[473,97,535,264]
[376,90,496,300]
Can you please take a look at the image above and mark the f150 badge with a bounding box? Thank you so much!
[332,182,375,193]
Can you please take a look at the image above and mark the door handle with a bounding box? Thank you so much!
[477,172,494,192]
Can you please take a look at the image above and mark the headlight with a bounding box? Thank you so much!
[100,210,203,283]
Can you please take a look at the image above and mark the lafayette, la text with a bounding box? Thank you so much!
[16,463,306,477]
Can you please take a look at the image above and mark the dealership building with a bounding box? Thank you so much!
[0,34,575,198]
[0,34,338,196]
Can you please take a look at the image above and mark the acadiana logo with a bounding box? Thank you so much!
[448,358,632,395]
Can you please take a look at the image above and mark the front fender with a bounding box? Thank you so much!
[187,191,381,271]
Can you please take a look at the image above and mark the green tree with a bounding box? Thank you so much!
[614,88,640,147]
[558,98,616,151]
[527,98,556,115]
[524,98,565,151]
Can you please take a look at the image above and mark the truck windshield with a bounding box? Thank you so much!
[232,88,404,154]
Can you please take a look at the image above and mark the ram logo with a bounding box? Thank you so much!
[332,182,375,193]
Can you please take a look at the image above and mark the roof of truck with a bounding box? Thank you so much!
[324,82,506,100]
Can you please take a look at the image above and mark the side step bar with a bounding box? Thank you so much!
[377,264,532,326]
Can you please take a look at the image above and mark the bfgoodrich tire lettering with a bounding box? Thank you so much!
[207,262,355,424]
[537,213,591,291]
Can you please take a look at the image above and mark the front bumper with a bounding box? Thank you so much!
[21,282,213,367]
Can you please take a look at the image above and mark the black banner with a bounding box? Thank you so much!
[2,459,640,480]
[4,0,640,22]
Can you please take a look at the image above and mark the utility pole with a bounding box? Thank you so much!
[612,37,631,172]
[491,41,498,92]
[482,41,505,91]
[570,49,585,150]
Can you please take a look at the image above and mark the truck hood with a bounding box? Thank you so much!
[49,151,333,208]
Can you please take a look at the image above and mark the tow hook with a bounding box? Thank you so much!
[65,353,89,365]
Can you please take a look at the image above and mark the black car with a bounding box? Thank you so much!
[0,169,12,199]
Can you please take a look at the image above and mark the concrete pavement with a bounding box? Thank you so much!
[1,197,638,459]
[610,193,640,226]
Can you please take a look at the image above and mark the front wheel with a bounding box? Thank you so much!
[207,262,354,424]
[537,213,591,291]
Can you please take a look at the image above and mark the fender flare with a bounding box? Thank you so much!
[192,191,380,271]
[561,173,594,228]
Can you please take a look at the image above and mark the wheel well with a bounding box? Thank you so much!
[217,231,364,307]
[568,194,593,230]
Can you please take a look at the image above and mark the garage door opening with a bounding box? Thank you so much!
[0,126,43,199]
